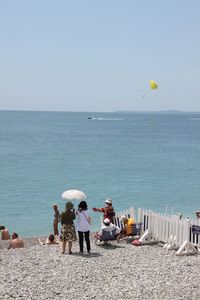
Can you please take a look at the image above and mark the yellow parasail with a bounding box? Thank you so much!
[150,80,158,90]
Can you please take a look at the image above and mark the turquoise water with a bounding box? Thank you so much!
[1,111,200,237]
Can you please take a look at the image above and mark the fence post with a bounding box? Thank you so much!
[129,207,135,220]
[137,208,143,223]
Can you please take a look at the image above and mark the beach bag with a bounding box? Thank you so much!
[82,211,92,225]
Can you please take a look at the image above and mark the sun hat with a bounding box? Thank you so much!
[104,198,112,205]
[103,218,111,226]
[119,215,127,223]
[65,201,74,210]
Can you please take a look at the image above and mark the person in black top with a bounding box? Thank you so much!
[60,201,76,254]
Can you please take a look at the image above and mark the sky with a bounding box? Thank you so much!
[0,0,200,112]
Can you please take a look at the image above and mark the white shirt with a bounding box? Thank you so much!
[76,209,91,232]
[99,223,121,236]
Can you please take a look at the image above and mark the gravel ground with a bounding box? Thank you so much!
[0,236,200,300]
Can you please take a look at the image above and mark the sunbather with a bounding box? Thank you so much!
[38,234,60,245]
[8,232,24,249]
[0,225,10,240]
[52,204,61,236]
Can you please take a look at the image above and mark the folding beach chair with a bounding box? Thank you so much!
[130,222,142,237]
[190,225,200,252]
[95,228,117,245]
[118,222,142,242]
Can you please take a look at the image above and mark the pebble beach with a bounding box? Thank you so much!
[0,236,200,300]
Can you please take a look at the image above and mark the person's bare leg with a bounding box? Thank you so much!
[68,241,72,254]
[62,241,66,254]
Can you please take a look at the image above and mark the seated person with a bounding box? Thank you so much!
[38,234,60,245]
[0,225,11,240]
[95,218,121,240]
[118,215,135,239]
[8,232,24,249]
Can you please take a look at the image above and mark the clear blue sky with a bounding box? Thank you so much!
[1,0,200,112]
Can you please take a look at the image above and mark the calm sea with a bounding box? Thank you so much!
[0,111,200,237]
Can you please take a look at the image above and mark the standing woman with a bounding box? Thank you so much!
[76,201,91,254]
[52,204,61,236]
[60,201,76,254]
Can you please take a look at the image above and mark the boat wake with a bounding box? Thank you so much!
[88,117,123,121]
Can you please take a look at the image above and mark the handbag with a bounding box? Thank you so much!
[82,211,92,225]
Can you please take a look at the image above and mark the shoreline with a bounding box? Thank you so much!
[1,237,200,299]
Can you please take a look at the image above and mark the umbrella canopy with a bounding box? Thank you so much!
[61,189,87,201]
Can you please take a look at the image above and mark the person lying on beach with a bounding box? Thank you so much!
[0,225,11,240]
[93,198,115,223]
[8,232,24,249]
[38,234,60,245]
[95,218,121,240]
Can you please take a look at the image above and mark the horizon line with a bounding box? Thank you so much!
[0,109,200,113]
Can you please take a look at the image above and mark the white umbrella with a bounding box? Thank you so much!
[61,189,87,201]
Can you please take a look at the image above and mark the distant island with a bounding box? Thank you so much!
[114,110,200,114]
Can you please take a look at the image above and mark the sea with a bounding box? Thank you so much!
[0,110,200,237]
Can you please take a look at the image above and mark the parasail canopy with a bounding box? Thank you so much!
[150,80,158,90]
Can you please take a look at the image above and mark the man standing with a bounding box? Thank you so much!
[93,198,115,223]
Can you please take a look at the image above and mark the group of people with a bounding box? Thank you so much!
[0,225,24,249]
[52,198,136,253]
[53,200,94,254]
[1,197,135,253]
[51,198,118,254]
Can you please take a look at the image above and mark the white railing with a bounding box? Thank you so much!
[140,209,200,248]
[113,207,135,228]
[113,207,200,250]
[189,219,200,248]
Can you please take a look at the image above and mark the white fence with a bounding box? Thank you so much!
[113,207,200,251]
[113,207,135,228]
